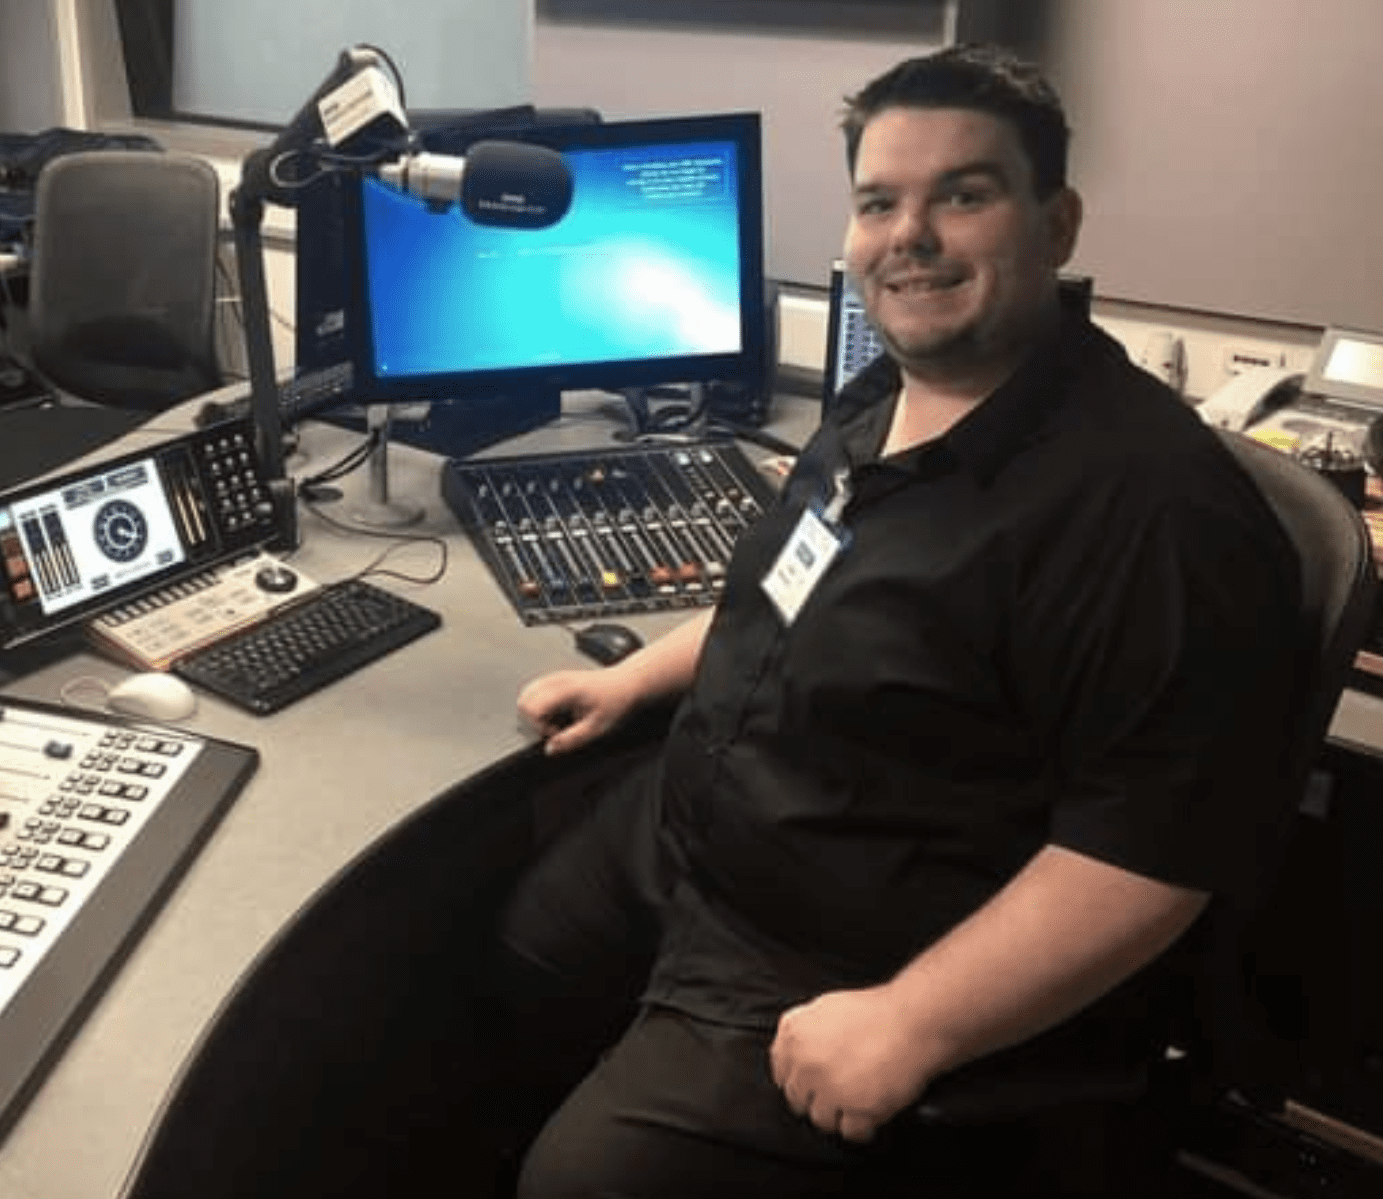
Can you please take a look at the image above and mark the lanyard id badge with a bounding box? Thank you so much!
[760,467,851,625]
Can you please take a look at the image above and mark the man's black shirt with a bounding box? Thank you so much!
[643,310,1302,1034]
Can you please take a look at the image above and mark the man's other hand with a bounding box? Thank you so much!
[768,986,936,1143]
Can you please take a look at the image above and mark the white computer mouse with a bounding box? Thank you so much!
[106,672,199,722]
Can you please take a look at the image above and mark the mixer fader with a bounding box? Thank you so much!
[0,698,256,1136]
[442,439,777,624]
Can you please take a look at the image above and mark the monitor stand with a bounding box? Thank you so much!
[350,405,424,528]
[329,387,563,462]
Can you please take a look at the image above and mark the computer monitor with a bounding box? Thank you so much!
[822,261,885,408]
[295,111,767,457]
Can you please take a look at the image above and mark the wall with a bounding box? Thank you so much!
[532,1,1351,400]
[0,0,64,130]
[172,0,533,124]
[2,1,1370,402]
[1043,0,1383,333]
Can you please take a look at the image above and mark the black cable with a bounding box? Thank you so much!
[707,419,802,457]
[299,492,448,585]
[296,429,380,495]
[620,387,651,438]
[619,385,804,457]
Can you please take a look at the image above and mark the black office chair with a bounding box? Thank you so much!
[22,149,223,412]
[905,428,1381,1192]
[120,433,1377,1199]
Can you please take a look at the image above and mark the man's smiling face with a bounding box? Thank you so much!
[843,106,1080,385]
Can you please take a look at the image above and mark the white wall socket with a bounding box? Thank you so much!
[1223,344,1288,375]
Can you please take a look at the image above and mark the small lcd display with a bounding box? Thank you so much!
[1323,337,1383,391]
[0,456,185,617]
[1302,326,1383,413]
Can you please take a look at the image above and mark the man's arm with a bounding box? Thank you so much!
[518,609,713,754]
[769,843,1209,1142]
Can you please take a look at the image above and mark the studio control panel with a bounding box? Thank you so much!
[443,439,776,625]
[195,424,280,541]
[0,416,289,653]
[0,698,257,1136]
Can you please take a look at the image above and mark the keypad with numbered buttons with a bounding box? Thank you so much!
[0,727,196,984]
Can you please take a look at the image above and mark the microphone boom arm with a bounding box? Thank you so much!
[227,46,574,546]
[229,46,408,550]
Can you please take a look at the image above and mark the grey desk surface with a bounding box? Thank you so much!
[0,393,767,1199]
[0,393,1381,1199]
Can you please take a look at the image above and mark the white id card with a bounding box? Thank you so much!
[760,506,846,624]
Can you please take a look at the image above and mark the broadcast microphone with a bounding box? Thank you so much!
[374,141,574,229]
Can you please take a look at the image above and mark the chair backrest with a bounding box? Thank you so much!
[916,430,1380,1128]
[1185,430,1380,1098]
[1214,428,1378,796]
[27,150,223,412]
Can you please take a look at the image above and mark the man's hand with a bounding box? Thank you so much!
[769,847,1211,1146]
[768,985,937,1143]
[517,667,641,755]
[516,609,713,755]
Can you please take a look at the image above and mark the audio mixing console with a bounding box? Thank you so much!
[0,698,257,1137]
[442,439,777,625]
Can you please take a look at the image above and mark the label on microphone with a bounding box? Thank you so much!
[318,65,406,147]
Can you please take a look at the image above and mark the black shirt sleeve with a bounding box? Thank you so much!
[1022,477,1302,902]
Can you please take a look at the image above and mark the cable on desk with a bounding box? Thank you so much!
[619,384,805,459]
[299,489,449,586]
[297,427,381,496]
[705,419,802,458]
[57,675,118,712]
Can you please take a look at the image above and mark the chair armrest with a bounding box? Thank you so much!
[914,1051,1149,1126]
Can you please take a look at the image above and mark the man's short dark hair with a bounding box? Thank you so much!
[842,44,1070,198]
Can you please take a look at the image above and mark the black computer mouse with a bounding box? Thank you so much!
[574,623,643,666]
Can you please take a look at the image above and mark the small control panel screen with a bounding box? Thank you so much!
[2,456,186,617]
[1304,325,1383,412]
[0,418,281,649]
[1323,336,1383,392]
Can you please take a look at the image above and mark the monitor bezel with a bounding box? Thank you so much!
[1303,325,1383,412]
[337,111,767,408]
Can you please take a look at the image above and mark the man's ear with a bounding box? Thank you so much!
[1045,187,1083,268]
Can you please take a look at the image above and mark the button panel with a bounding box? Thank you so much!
[0,712,200,1002]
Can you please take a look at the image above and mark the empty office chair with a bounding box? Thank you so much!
[24,150,223,412]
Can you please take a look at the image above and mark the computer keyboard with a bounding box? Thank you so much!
[194,362,356,430]
[171,578,441,715]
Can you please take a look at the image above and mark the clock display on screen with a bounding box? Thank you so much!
[93,499,150,563]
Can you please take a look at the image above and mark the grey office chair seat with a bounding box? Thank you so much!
[120,433,1377,1199]
[25,150,223,412]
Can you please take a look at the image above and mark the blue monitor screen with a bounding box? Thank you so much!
[362,136,746,378]
[343,112,765,404]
